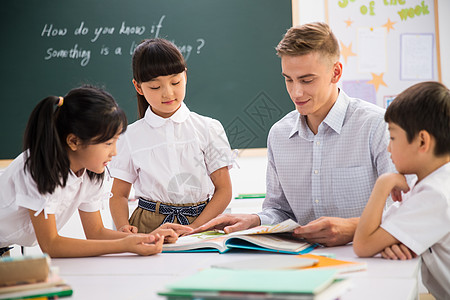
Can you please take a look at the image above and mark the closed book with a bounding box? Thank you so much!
[0,255,49,287]
[298,254,367,273]
[159,268,349,300]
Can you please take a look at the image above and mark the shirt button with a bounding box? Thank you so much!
[316,141,320,146]
[314,170,319,174]
[315,199,319,203]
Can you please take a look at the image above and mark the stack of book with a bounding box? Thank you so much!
[158,248,368,299]
[0,254,72,300]
[158,268,352,300]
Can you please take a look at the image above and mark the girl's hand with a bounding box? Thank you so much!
[123,234,164,256]
[151,223,193,243]
[117,224,138,233]
[380,243,417,260]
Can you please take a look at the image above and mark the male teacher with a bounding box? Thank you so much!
[193,22,395,247]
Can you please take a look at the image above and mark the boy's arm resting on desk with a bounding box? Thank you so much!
[110,178,137,233]
[188,167,232,229]
[380,243,417,260]
[28,210,164,257]
[353,173,409,257]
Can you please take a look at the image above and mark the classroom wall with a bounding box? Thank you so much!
[297,0,450,87]
[437,0,450,87]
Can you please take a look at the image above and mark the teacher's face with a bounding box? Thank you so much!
[281,52,341,120]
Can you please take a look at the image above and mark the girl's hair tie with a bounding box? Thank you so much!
[57,96,64,107]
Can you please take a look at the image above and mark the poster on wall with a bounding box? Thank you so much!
[326,0,441,108]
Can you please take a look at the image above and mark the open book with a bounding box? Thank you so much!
[163,219,316,254]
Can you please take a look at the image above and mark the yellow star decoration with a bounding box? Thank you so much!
[382,18,396,33]
[344,18,354,28]
[367,73,387,92]
[339,41,357,64]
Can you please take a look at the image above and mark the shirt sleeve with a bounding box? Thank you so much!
[381,187,450,255]
[109,133,137,183]
[15,167,52,214]
[78,177,110,212]
[204,119,233,175]
[257,129,296,225]
[370,117,396,177]
[370,117,398,207]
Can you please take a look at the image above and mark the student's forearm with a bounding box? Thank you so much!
[190,188,232,228]
[38,235,127,257]
[356,181,390,237]
[86,226,131,240]
[354,176,396,256]
[109,195,131,229]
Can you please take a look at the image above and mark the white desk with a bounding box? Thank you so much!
[52,245,420,300]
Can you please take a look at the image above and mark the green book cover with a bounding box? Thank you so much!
[167,268,338,295]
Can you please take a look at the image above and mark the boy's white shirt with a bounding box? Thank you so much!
[381,162,450,298]
[109,103,233,205]
[0,152,108,247]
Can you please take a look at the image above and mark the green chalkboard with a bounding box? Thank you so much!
[0,0,293,158]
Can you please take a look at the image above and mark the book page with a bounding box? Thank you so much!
[227,234,312,253]
[162,231,228,252]
[163,219,303,253]
[228,219,300,236]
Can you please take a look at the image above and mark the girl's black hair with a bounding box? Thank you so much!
[132,38,186,119]
[23,85,128,195]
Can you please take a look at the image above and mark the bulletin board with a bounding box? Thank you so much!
[326,0,441,108]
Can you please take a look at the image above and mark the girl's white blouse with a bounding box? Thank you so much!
[109,103,233,205]
[0,153,108,247]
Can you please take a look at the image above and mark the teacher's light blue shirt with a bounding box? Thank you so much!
[258,90,395,225]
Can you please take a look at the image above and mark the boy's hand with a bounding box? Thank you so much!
[378,173,410,202]
[381,243,417,260]
[117,224,138,233]
[123,234,164,256]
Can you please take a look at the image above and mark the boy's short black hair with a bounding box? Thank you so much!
[385,81,450,156]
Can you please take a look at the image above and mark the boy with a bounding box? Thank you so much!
[353,81,450,299]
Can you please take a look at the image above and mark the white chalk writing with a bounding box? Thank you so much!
[40,15,205,67]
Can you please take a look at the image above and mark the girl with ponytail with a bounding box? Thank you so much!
[0,85,188,257]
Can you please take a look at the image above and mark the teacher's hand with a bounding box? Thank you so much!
[190,214,261,234]
[293,217,359,247]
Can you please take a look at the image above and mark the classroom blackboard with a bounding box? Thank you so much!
[0,0,293,159]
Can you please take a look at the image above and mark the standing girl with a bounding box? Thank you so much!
[109,38,233,234]
[0,86,182,257]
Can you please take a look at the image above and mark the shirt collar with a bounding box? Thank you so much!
[68,168,86,185]
[289,89,349,139]
[322,89,349,135]
[144,102,190,128]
